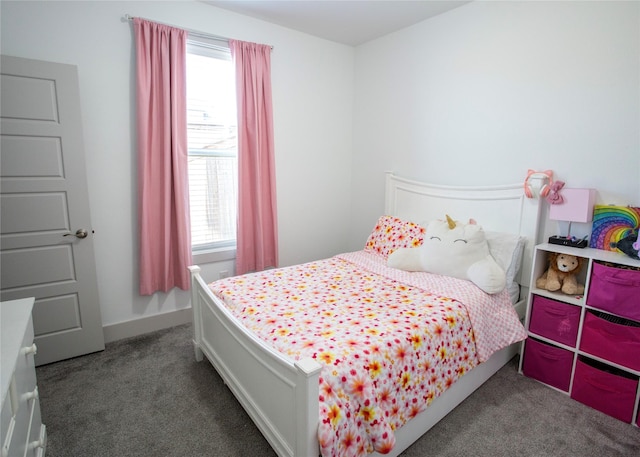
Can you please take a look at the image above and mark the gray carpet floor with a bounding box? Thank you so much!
[37,324,640,457]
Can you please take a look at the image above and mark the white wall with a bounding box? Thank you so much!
[350,0,639,247]
[3,0,639,341]
[0,1,355,336]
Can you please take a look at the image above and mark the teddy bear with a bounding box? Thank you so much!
[536,252,585,295]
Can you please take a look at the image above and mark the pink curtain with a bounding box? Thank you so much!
[134,18,192,295]
[230,40,279,275]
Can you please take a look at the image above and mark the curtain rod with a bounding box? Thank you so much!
[123,14,273,49]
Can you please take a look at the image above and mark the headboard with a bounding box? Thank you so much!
[384,172,546,299]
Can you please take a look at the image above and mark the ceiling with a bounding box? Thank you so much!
[203,1,472,46]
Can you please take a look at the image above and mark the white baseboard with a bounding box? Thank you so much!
[102,307,192,344]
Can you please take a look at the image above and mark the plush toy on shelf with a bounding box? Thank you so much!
[536,252,586,295]
[610,231,640,260]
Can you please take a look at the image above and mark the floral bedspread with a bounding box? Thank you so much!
[209,251,526,457]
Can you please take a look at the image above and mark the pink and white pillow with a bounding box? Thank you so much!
[364,215,426,258]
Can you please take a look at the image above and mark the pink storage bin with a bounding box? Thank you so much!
[580,310,640,371]
[571,358,638,423]
[529,295,581,347]
[522,338,573,392]
[586,262,640,321]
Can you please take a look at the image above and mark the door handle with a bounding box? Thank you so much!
[64,229,89,239]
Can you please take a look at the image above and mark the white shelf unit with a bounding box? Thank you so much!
[519,243,640,426]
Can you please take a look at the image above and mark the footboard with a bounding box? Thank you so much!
[189,266,323,457]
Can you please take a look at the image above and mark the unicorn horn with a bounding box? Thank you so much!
[446,215,456,229]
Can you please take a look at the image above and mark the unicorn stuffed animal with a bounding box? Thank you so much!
[387,215,506,294]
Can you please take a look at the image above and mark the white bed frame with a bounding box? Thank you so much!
[189,172,546,457]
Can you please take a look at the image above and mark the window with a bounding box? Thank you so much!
[186,40,237,252]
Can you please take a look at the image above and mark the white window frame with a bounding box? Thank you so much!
[186,37,237,264]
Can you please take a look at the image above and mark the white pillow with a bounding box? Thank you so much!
[484,231,526,288]
[388,218,507,294]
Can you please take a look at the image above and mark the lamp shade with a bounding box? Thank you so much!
[549,188,596,223]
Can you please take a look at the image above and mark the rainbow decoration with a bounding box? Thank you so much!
[590,205,640,252]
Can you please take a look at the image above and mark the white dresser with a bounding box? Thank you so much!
[1,298,46,457]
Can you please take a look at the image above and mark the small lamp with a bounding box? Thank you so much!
[548,188,596,248]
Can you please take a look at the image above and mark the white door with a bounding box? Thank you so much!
[0,55,104,365]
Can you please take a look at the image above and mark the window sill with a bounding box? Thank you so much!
[192,245,236,265]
